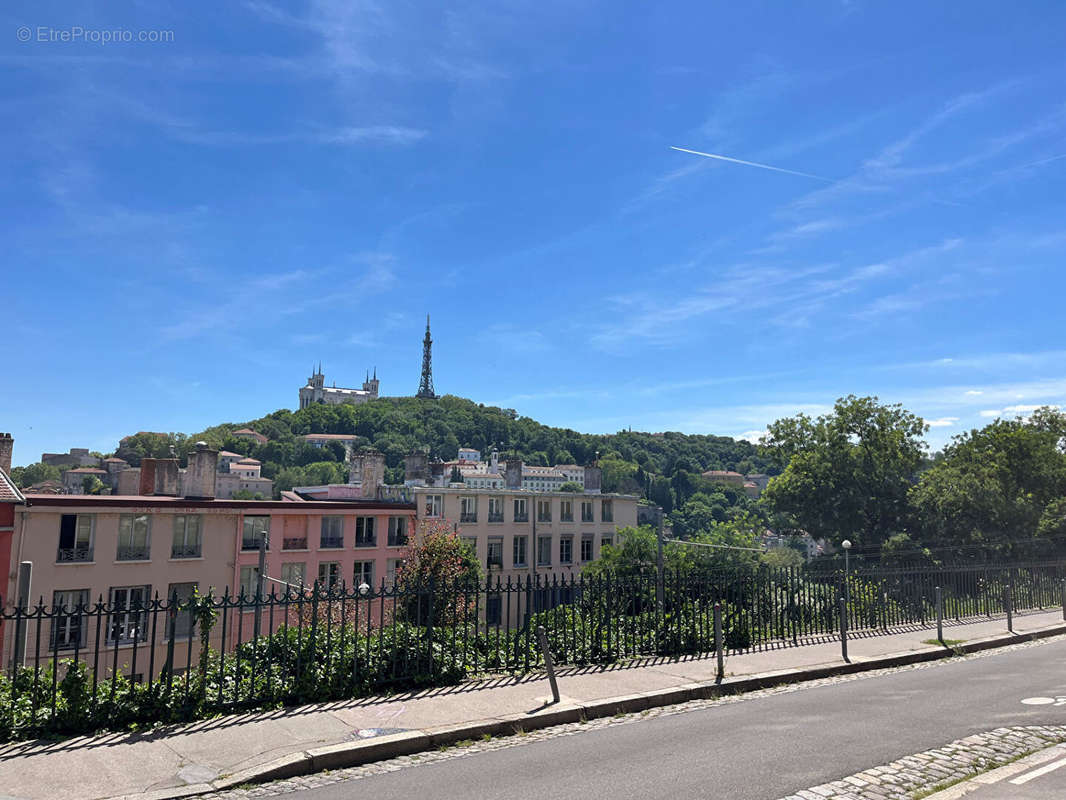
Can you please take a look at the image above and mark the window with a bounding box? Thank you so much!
[460,496,478,523]
[242,516,270,551]
[350,516,374,547]
[165,582,197,639]
[117,514,151,561]
[601,535,613,550]
[513,535,528,567]
[283,532,308,550]
[281,562,306,591]
[537,499,552,522]
[387,558,405,585]
[486,593,502,625]
[57,514,93,562]
[559,536,573,564]
[239,565,260,598]
[424,494,443,517]
[108,585,150,643]
[513,498,528,523]
[354,560,374,588]
[581,502,594,523]
[171,515,202,559]
[487,537,503,569]
[51,589,89,650]
[560,500,573,522]
[581,536,594,562]
[320,516,344,549]
[488,496,503,523]
[602,500,613,522]
[537,536,552,566]
[318,561,342,590]
[387,517,408,547]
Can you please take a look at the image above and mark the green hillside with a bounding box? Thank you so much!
[111,395,776,507]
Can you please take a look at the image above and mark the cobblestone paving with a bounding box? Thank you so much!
[778,726,1066,800]
[196,634,1066,800]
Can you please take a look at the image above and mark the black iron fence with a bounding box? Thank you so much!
[1,560,1064,741]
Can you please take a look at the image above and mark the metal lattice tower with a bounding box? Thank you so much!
[417,314,436,399]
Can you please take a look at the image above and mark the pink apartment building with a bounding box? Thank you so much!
[1,443,415,678]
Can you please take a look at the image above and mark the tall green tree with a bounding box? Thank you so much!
[911,407,1066,555]
[760,395,928,548]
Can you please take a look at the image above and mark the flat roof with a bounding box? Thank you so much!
[21,494,414,511]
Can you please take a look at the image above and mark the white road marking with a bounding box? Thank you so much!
[1021,696,1056,704]
[1010,754,1066,785]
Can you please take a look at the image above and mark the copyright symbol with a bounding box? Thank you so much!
[16,26,31,42]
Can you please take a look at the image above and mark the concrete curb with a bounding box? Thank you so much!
[108,621,1066,800]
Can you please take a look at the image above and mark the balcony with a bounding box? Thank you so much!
[283,537,308,551]
[355,537,377,548]
[514,513,529,523]
[387,534,408,548]
[460,513,478,524]
[487,512,504,523]
[320,535,344,550]
[116,546,150,561]
[56,547,93,563]
[170,544,201,559]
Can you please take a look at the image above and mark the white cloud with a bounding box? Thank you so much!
[979,410,1001,417]
[925,417,959,427]
[965,390,983,396]
[736,430,768,444]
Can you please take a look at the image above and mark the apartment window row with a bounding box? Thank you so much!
[422,496,614,524]
[49,582,198,650]
[240,515,409,552]
[466,533,612,570]
[57,514,204,564]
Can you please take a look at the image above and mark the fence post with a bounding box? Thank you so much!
[536,625,560,704]
[1005,586,1013,633]
[254,534,266,640]
[935,586,943,644]
[1061,579,1065,622]
[10,561,32,672]
[839,595,849,663]
[714,602,724,683]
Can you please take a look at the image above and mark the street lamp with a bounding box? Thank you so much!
[358,582,370,597]
[841,539,852,603]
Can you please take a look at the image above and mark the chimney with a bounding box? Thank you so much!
[183,442,218,500]
[429,460,446,487]
[505,457,523,490]
[360,450,385,498]
[404,449,428,485]
[117,468,141,495]
[0,432,12,474]
[583,464,603,494]
[139,458,158,496]
[155,458,180,496]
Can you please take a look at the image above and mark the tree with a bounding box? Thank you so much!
[911,408,1066,557]
[397,518,483,626]
[760,395,927,549]
[11,462,61,488]
[82,475,107,495]
[559,481,583,492]
[449,465,464,483]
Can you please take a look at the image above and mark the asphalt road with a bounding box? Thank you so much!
[290,639,1066,800]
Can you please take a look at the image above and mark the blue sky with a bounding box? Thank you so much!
[3,1,1066,466]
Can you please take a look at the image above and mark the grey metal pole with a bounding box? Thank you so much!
[935,586,943,644]
[714,602,724,683]
[254,533,266,639]
[839,595,849,663]
[1005,586,1013,633]
[11,561,32,671]
[656,508,664,610]
[536,625,560,704]
[1061,579,1065,622]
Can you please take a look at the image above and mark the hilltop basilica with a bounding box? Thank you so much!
[298,365,380,409]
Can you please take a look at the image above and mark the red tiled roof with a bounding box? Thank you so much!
[0,468,25,503]
[64,467,107,474]
[233,428,260,435]
[301,433,357,440]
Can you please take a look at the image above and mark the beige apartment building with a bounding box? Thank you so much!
[412,487,637,581]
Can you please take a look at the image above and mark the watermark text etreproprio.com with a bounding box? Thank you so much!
[16,25,175,44]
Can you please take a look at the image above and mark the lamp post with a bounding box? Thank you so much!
[841,539,852,603]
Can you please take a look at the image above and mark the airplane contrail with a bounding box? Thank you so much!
[670,146,836,183]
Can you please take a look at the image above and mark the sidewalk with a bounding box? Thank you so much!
[1,610,1063,800]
